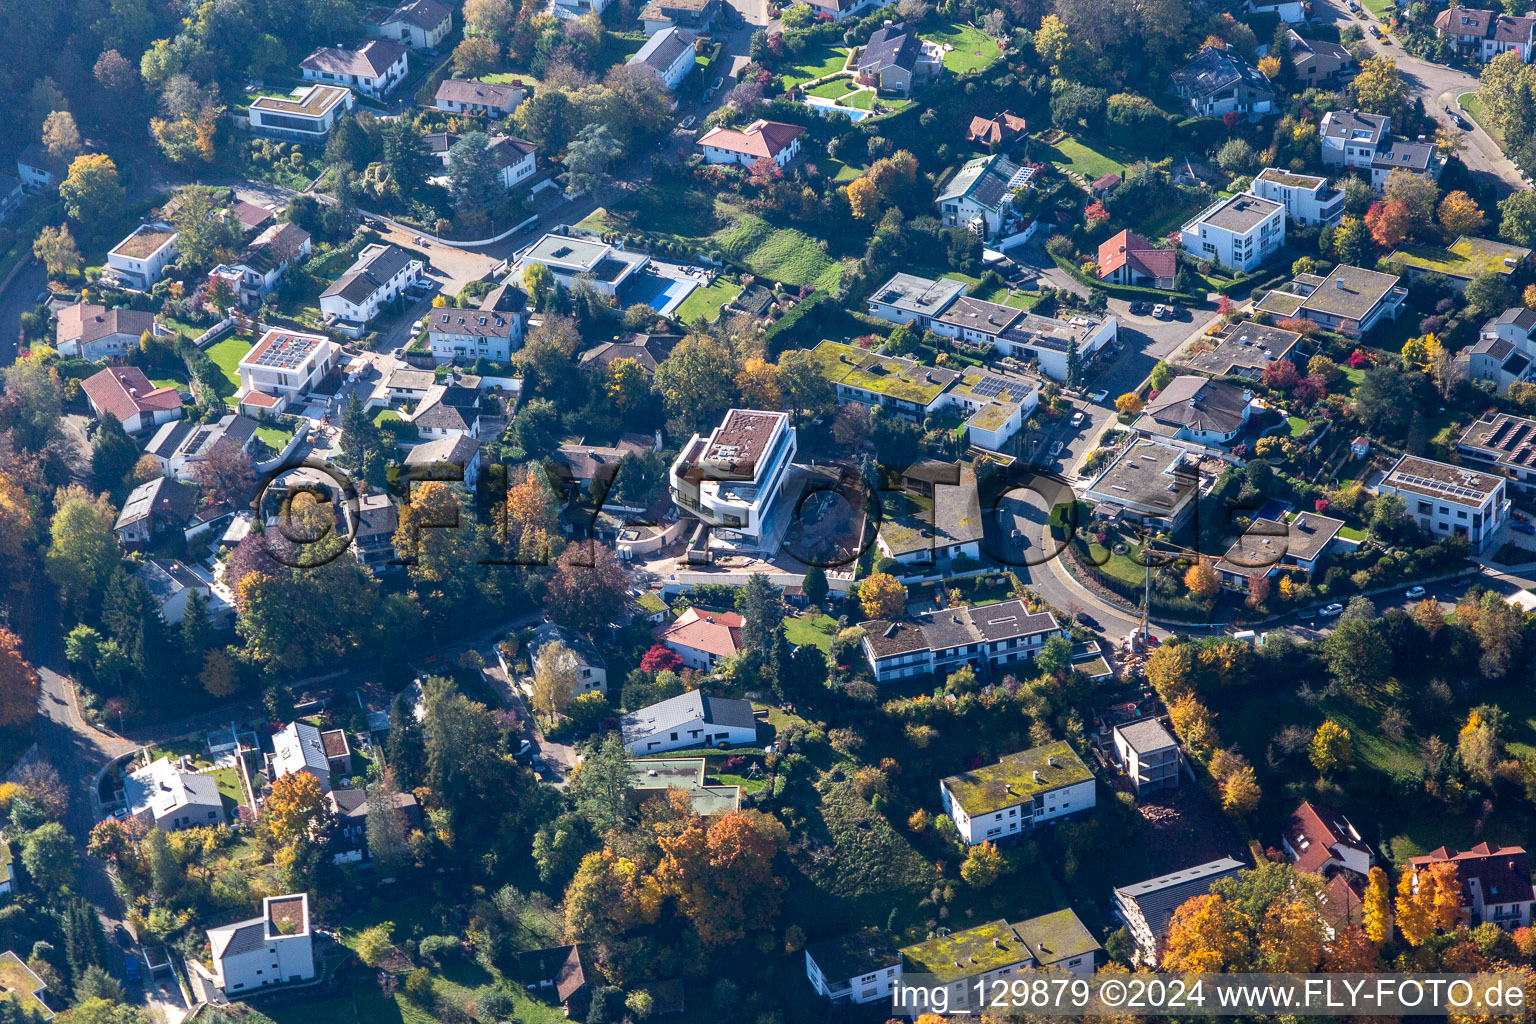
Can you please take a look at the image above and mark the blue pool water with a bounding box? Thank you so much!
[1254,498,1291,522]
[623,272,698,313]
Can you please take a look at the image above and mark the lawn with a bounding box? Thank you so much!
[150,371,190,391]
[1038,134,1127,180]
[844,90,874,110]
[806,76,854,99]
[1359,0,1394,18]
[713,214,847,291]
[783,613,838,651]
[1085,540,1148,586]
[205,336,252,391]
[778,43,849,87]
[374,409,403,428]
[256,423,295,449]
[1005,291,1042,310]
[1285,415,1310,437]
[824,158,863,182]
[1137,199,1206,241]
[211,767,246,812]
[922,22,1002,73]
[601,181,723,242]
[1459,91,1503,146]
[674,276,742,323]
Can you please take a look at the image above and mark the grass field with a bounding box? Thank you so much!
[778,43,849,87]
[783,613,838,651]
[1459,91,1502,146]
[824,158,864,182]
[150,371,190,391]
[1038,135,1127,180]
[374,409,402,428]
[1005,291,1042,310]
[675,276,742,323]
[806,76,854,99]
[845,90,874,110]
[1285,415,1310,437]
[256,423,295,449]
[922,22,1002,73]
[205,336,252,390]
[714,214,847,291]
[1359,0,1394,19]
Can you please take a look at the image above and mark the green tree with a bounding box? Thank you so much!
[337,394,386,487]
[1322,618,1391,698]
[777,349,836,420]
[514,91,575,153]
[22,822,77,892]
[1149,360,1174,391]
[1309,720,1354,775]
[46,485,119,606]
[1465,271,1515,319]
[33,224,81,278]
[365,767,410,867]
[380,119,432,196]
[170,185,241,268]
[354,922,395,967]
[737,573,785,654]
[568,734,631,834]
[653,335,738,429]
[561,124,623,196]
[144,827,178,899]
[960,840,1004,886]
[447,131,502,217]
[91,414,139,492]
[1332,215,1372,266]
[60,154,125,225]
[1499,185,1536,246]
[801,565,829,607]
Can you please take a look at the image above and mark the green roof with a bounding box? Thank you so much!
[901,920,1031,983]
[1255,289,1304,317]
[627,758,740,815]
[1012,909,1101,967]
[0,951,49,1019]
[635,592,668,615]
[807,340,956,406]
[1390,236,1532,280]
[806,928,900,982]
[942,740,1092,816]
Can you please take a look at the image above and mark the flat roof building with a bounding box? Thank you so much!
[939,740,1094,845]
[1376,454,1508,553]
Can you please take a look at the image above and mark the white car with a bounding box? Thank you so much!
[1319,602,1345,617]
[1405,586,1426,599]
[1151,304,1168,319]
[1071,411,1085,427]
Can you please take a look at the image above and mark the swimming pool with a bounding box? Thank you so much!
[623,272,699,314]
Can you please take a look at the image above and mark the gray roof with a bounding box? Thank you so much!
[1170,46,1274,101]
[1321,109,1389,141]
[530,622,608,671]
[387,366,436,391]
[146,420,194,459]
[1196,193,1283,235]
[322,243,416,303]
[871,272,966,317]
[861,599,1060,661]
[1300,264,1401,321]
[436,78,522,107]
[272,721,329,779]
[1115,718,1177,755]
[116,477,198,530]
[859,22,920,72]
[1372,139,1435,172]
[302,40,407,78]
[411,384,482,431]
[621,690,756,744]
[431,308,519,339]
[135,558,208,604]
[1114,857,1247,937]
[403,433,479,469]
[938,154,1022,211]
[1494,307,1536,331]
[212,922,267,959]
[1142,376,1250,434]
[371,0,452,30]
[630,26,697,74]
[934,295,1022,336]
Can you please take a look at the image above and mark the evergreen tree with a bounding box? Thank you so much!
[1065,339,1082,390]
[101,568,165,681]
[90,414,138,493]
[180,589,211,664]
[380,120,432,196]
[1273,24,1297,93]
[801,566,829,607]
[737,573,785,654]
[337,394,385,487]
[386,692,427,790]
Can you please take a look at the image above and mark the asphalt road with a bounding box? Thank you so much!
[0,261,46,366]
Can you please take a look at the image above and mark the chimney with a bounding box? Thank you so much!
[1048,755,1056,767]
[1033,769,1042,782]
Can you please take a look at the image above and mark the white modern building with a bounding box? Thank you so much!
[940,741,1095,846]
[364,0,453,49]
[858,600,1067,683]
[1243,0,1305,22]
[235,328,340,416]
[1112,719,1182,796]
[670,408,797,549]
[620,690,758,754]
[123,756,226,831]
[517,234,649,298]
[269,721,334,794]
[319,243,424,337]
[1255,264,1407,337]
[248,84,355,141]
[1457,411,1536,493]
[804,930,901,1005]
[208,222,312,307]
[300,41,409,98]
[1114,859,1247,965]
[899,911,1100,1008]
[107,222,178,290]
[1320,110,1391,170]
[865,272,966,328]
[205,894,315,996]
[1180,193,1285,272]
[628,27,698,91]
[1249,168,1345,227]
[936,154,1024,239]
[1376,454,1508,553]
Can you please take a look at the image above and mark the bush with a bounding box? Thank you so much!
[478,989,515,1021]
[403,969,434,1005]
[418,934,461,964]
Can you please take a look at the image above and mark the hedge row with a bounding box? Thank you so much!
[1049,253,1196,302]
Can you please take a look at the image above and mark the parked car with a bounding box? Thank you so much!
[1404,585,1426,599]
[1152,304,1171,320]
[1451,113,1471,130]
[1515,520,1536,535]
[1075,611,1100,629]
[681,115,697,129]
[1071,411,1085,427]
[1128,301,1151,315]
[1049,440,1064,456]
[1089,389,1109,403]
[1319,602,1345,617]
[123,956,140,983]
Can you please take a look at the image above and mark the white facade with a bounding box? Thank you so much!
[1244,0,1306,21]
[1376,454,1508,554]
[620,691,757,754]
[210,224,312,306]
[517,233,649,298]
[107,223,178,290]
[860,600,1067,683]
[319,243,424,336]
[669,409,797,548]
[301,43,409,99]
[1180,194,1285,272]
[124,756,226,831]
[1320,110,1390,171]
[427,308,524,364]
[804,934,901,1005]
[1249,168,1345,227]
[236,328,339,415]
[940,743,1097,846]
[529,622,609,697]
[367,1,453,49]
[248,85,355,141]
[553,0,613,18]
[629,27,698,91]
[207,894,316,996]
[270,721,333,794]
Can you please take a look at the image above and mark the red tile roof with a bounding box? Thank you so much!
[82,366,181,423]
[966,111,1027,145]
[1284,801,1369,874]
[696,119,803,160]
[656,606,743,658]
[1097,229,1177,282]
[1409,843,1535,906]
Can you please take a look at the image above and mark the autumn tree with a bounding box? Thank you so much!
[544,544,630,635]
[1309,720,1353,776]
[46,485,118,606]
[0,629,39,729]
[1258,890,1327,971]
[1162,894,1253,972]
[859,573,905,619]
[652,334,738,429]
[1458,707,1503,784]
[1115,393,1144,414]
[355,922,395,967]
[259,770,329,848]
[1218,761,1261,815]
[656,810,788,947]
[1365,199,1411,249]
[961,841,1004,887]
[1167,693,1216,753]
[199,648,238,698]
[1364,865,1393,944]
[191,442,257,506]
[734,355,781,408]
[1183,560,1220,598]
[531,639,578,719]
[33,225,81,278]
[1383,169,1440,226]
[846,175,880,220]
[1353,56,1408,118]
[59,154,125,225]
[1439,190,1487,239]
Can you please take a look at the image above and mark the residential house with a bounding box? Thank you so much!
[1083,440,1213,530]
[1249,167,1345,227]
[107,222,178,289]
[628,27,698,92]
[145,413,258,482]
[669,408,797,550]
[0,173,26,224]
[319,243,424,337]
[620,689,757,754]
[248,84,355,141]
[865,271,966,327]
[385,365,436,404]
[804,929,901,1005]
[1091,172,1123,196]
[1320,109,1391,170]
[874,461,983,571]
[17,143,55,191]
[550,435,651,495]
[859,599,1068,683]
[228,201,275,235]
[937,153,1022,238]
[427,306,524,364]
[433,79,525,117]
[350,494,400,569]
[1457,412,1536,493]
[82,366,182,434]
[1168,46,1275,119]
[409,380,483,439]
[208,222,312,307]
[795,0,877,19]
[235,328,340,416]
[1282,802,1373,879]
[1391,235,1531,292]
[1409,843,1535,929]
[995,311,1117,381]
[930,295,1021,349]
[898,912,1099,1013]
[855,23,941,95]
[628,758,740,814]
[1180,193,1286,272]
[1112,719,1182,795]
[56,303,156,361]
[517,233,649,298]
[1176,319,1302,380]
[1098,230,1177,289]
[939,740,1095,845]
[205,894,316,995]
[403,434,481,488]
[136,559,228,624]
[327,788,421,862]
[269,721,334,794]
[1214,512,1348,591]
[1370,138,1445,191]
[114,478,199,548]
[1434,7,1536,61]
[1114,858,1248,965]
[428,132,538,189]
[530,622,609,697]
[578,334,678,379]
[966,111,1027,150]
[124,756,226,831]
[363,0,453,50]
[1376,453,1508,553]
[1134,375,1253,448]
[1255,264,1407,336]
[1286,32,1355,85]
[553,0,613,20]
[512,947,593,1019]
[655,606,743,670]
[321,729,352,779]
[696,119,805,168]
[641,0,720,34]
[1458,307,1536,393]
[0,950,52,1020]
[301,40,409,98]
[1243,0,1306,22]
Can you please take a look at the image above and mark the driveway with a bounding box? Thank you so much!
[1312,0,1525,195]
[0,261,47,367]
